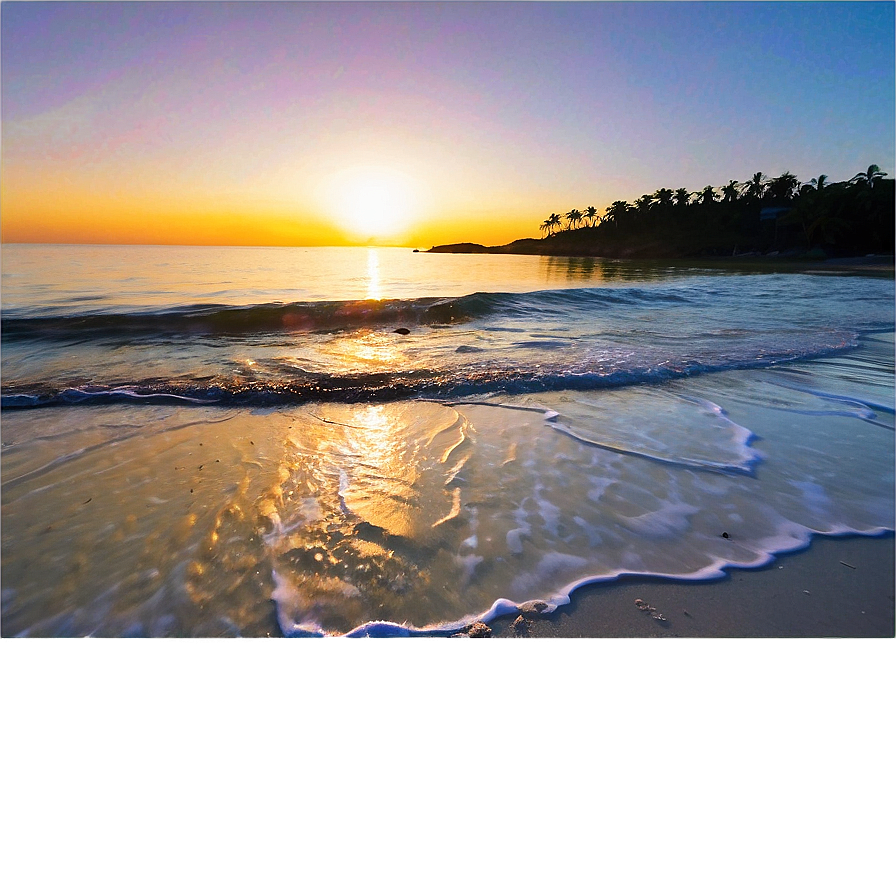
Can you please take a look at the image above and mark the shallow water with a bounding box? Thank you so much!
[1,246,893,635]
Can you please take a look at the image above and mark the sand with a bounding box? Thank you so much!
[489,533,894,638]
[2,394,893,637]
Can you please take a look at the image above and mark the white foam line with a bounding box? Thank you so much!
[766,380,895,414]
[277,526,894,638]
[438,395,759,472]
[546,421,757,474]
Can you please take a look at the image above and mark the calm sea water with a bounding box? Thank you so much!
[2,245,893,635]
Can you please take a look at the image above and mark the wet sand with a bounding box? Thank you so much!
[490,533,894,638]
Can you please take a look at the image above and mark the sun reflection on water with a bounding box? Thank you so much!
[366,248,382,301]
[340,404,417,536]
[262,401,474,632]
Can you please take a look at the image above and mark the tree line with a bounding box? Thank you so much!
[538,165,893,256]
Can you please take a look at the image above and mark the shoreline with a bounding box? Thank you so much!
[426,243,895,274]
[488,533,895,638]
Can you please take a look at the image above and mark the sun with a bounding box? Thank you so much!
[329,166,418,243]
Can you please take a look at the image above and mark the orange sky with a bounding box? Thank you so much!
[1,160,541,248]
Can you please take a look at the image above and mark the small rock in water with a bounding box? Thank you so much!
[721,531,730,539]
[511,615,530,636]
[465,621,492,638]
[393,327,411,335]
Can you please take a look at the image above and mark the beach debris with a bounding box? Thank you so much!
[683,610,691,617]
[511,615,530,636]
[721,531,730,539]
[635,597,667,622]
[518,599,550,617]
[453,621,492,638]
[803,590,811,595]
[394,327,411,335]
[839,561,856,569]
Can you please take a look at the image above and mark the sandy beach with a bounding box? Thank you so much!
[489,533,894,638]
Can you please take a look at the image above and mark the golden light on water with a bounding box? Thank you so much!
[340,404,415,536]
[366,248,382,301]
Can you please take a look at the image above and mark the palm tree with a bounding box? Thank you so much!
[539,219,552,237]
[565,208,583,229]
[673,187,691,207]
[604,201,631,229]
[652,188,674,208]
[548,213,562,234]
[634,194,653,214]
[721,180,741,203]
[851,164,888,188]
[583,206,598,227]
[767,172,799,203]
[743,172,768,201]
[807,175,829,192]
[697,185,717,205]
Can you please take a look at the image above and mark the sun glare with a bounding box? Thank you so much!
[330,167,418,242]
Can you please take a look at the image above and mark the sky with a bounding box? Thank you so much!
[2,1,894,247]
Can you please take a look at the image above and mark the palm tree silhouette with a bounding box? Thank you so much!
[652,188,674,208]
[533,161,891,255]
[604,201,631,228]
[851,164,887,188]
[744,172,767,201]
[721,180,741,202]
[634,195,653,214]
[768,172,799,203]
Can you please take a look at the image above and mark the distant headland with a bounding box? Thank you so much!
[428,166,894,262]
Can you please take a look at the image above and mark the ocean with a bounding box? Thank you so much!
[1,244,893,636]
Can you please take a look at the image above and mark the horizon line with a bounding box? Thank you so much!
[1,240,429,249]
